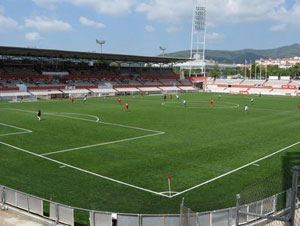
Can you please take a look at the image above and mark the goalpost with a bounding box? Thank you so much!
[162,90,179,95]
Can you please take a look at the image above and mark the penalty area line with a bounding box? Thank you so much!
[42,132,164,156]
[4,108,166,156]
[0,122,32,137]
[0,122,32,133]
[0,131,32,137]
[0,141,170,199]
[170,140,300,198]
[5,108,164,134]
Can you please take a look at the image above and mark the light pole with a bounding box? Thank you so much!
[260,64,262,80]
[250,60,252,79]
[96,39,106,53]
[244,60,247,79]
[255,64,258,80]
[159,46,167,57]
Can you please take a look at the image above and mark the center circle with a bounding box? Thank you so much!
[162,100,240,109]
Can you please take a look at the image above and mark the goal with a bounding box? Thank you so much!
[162,90,179,95]
[9,95,37,103]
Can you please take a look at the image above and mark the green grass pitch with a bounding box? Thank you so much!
[0,93,300,223]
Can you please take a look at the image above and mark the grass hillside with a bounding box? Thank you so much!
[165,43,300,63]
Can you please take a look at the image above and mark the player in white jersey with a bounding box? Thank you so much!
[244,105,248,116]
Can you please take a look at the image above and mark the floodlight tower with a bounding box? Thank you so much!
[96,39,106,53]
[189,3,207,77]
[159,46,167,57]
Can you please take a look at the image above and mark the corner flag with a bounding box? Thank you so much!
[167,173,172,197]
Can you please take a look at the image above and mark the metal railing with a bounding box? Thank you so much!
[0,168,299,226]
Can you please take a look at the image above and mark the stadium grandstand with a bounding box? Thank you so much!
[2,46,300,101]
[0,46,198,101]
[205,77,300,96]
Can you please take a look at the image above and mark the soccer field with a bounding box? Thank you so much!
[0,93,299,218]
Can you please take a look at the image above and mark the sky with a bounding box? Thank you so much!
[0,0,300,56]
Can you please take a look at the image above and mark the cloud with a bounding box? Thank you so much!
[269,3,300,26]
[269,24,286,32]
[32,0,60,10]
[136,0,191,23]
[214,0,285,22]
[25,32,43,41]
[79,17,106,29]
[166,26,181,33]
[32,0,136,16]
[0,15,19,32]
[144,25,155,32]
[72,0,136,15]
[24,17,72,32]
[135,0,290,25]
[206,32,225,40]
[30,0,300,28]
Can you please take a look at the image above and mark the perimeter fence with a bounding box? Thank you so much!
[180,166,300,226]
[0,166,299,226]
[235,166,300,226]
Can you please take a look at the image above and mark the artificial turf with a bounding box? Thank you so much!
[0,93,299,224]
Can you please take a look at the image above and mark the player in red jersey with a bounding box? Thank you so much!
[118,97,121,104]
[125,101,129,111]
[298,102,300,110]
[211,98,214,107]
[70,95,75,104]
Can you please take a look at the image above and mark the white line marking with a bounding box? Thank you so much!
[0,122,32,137]
[55,113,100,122]
[1,107,168,196]
[0,141,170,198]
[4,108,165,156]
[42,132,164,156]
[0,131,31,137]
[1,107,298,199]
[170,140,300,198]
[0,122,32,133]
[5,108,163,133]
[162,101,239,109]
[160,191,179,195]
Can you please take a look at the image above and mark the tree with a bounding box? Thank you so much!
[224,68,236,76]
[268,65,280,77]
[236,67,244,76]
[208,64,221,78]
[289,64,299,79]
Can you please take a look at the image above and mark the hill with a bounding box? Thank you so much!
[165,44,300,64]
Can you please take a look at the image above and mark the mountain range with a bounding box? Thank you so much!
[165,44,300,64]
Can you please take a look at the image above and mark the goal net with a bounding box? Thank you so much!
[9,95,37,103]
[162,90,179,95]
